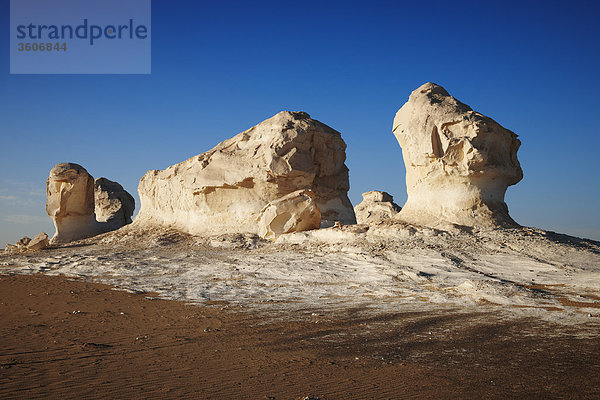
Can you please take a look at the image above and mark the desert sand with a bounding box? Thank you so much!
[1,273,599,400]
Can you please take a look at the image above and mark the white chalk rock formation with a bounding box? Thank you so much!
[257,189,321,240]
[354,191,401,225]
[47,163,99,244]
[392,83,523,228]
[95,178,135,230]
[135,111,355,235]
[46,163,134,244]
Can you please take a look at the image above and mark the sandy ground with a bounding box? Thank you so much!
[1,274,599,399]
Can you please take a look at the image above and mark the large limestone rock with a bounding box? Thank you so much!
[46,163,135,243]
[354,191,401,225]
[257,189,321,240]
[392,83,522,228]
[135,111,356,235]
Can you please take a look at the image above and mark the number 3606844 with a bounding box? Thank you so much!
[17,42,67,51]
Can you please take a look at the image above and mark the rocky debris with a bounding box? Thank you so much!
[4,244,18,252]
[4,232,49,252]
[354,190,401,224]
[46,163,135,244]
[95,178,135,229]
[135,111,356,236]
[257,189,321,240]
[392,82,522,229]
[27,232,49,251]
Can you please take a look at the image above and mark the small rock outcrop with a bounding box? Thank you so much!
[46,163,135,244]
[392,83,523,228]
[258,189,321,240]
[354,191,401,224]
[135,111,356,236]
[4,232,49,252]
[27,232,49,251]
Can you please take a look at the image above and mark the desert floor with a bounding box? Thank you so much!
[1,273,599,400]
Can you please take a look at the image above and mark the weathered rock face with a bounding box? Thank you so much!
[47,163,99,243]
[392,83,522,228]
[135,111,356,235]
[46,163,135,244]
[258,189,321,240]
[95,178,135,229]
[354,191,401,225]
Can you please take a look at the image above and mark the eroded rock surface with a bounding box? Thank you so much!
[258,189,321,240]
[354,191,401,225]
[392,83,522,228]
[135,111,355,235]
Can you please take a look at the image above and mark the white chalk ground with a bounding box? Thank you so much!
[1,222,599,328]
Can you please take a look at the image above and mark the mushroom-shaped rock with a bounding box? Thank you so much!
[135,111,356,235]
[392,83,523,228]
[258,189,321,240]
[354,191,401,225]
[95,178,135,230]
[46,163,99,244]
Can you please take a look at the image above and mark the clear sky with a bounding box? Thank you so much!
[1,0,599,247]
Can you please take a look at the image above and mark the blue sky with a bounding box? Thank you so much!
[1,0,599,247]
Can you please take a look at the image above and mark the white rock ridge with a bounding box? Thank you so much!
[354,191,401,225]
[46,163,135,243]
[258,189,321,240]
[392,83,523,228]
[135,111,356,236]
